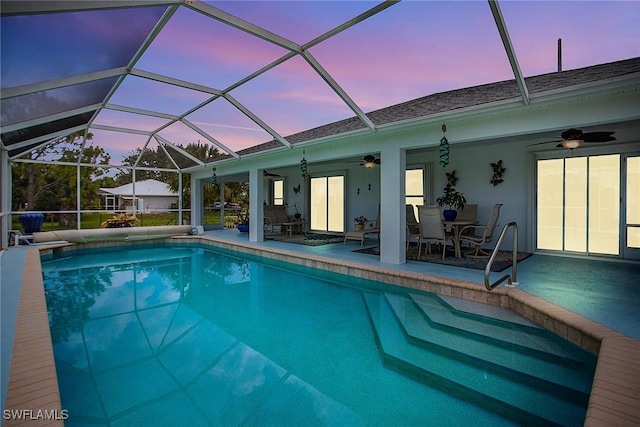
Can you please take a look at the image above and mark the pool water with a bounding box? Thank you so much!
[41,245,596,426]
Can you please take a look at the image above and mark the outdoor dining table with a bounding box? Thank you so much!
[442,219,477,258]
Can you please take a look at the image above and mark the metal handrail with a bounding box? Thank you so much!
[484,222,518,291]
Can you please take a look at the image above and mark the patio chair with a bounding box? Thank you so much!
[9,229,33,246]
[458,203,503,257]
[455,203,477,243]
[456,203,477,223]
[344,206,380,246]
[417,205,454,260]
[406,204,421,250]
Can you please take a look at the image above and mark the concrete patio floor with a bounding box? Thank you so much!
[1,229,639,425]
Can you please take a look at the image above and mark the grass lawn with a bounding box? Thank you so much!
[11,211,225,232]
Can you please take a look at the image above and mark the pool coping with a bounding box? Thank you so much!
[5,236,639,426]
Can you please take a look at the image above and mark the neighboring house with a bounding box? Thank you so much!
[99,179,178,211]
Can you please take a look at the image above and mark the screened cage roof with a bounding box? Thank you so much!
[2,0,639,171]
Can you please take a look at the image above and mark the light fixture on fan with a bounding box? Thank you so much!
[563,139,582,149]
[363,159,376,169]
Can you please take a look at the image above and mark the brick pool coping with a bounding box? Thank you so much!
[5,236,639,426]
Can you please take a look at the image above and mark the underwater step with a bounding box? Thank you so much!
[409,292,590,364]
[385,293,594,398]
[362,292,590,427]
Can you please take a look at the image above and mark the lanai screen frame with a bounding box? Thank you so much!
[1,0,536,248]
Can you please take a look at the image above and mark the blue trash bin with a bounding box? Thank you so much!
[19,212,44,234]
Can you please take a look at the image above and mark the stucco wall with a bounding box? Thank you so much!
[436,140,529,251]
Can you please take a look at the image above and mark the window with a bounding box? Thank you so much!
[273,179,284,205]
[406,168,424,219]
[627,156,640,249]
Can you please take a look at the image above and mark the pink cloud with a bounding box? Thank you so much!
[92,1,639,153]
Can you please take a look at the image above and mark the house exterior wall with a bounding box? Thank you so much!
[120,196,178,211]
[190,85,639,263]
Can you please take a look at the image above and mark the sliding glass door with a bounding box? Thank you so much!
[624,154,640,259]
[310,175,344,233]
[536,152,639,259]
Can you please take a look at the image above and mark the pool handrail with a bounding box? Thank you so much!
[484,222,518,291]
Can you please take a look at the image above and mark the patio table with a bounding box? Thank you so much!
[443,219,476,257]
[283,219,307,237]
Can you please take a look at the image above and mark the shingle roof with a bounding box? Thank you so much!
[232,57,640,158]
[99,179,176,197]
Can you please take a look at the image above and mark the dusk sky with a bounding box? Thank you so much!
[2,1,639,165]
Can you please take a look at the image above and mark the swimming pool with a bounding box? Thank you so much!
[41,244,596,426]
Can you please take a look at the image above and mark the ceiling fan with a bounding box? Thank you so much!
[533,128,616,149]
[350,154,380,168]
[263,170,280,179]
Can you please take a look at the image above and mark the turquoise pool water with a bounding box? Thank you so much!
[41,245,596,426]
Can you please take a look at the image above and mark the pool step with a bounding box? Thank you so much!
[362,292,593,427]
[386,293,593,397]
[409,292,586,363]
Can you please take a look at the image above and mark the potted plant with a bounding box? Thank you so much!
[236,209,249,233]
[436,170,466,221]
[101,213,137,228]
[437,190,466,220]
[354,215,368,231]
[287,203,302,219]
[19,212,44,234]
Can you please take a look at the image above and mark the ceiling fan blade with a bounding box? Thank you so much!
[580,131,616,143]
[527,140,562,147]
[556,143,564,148]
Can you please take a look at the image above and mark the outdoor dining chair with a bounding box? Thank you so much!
[417,205,454,260]
[458,203,503,257]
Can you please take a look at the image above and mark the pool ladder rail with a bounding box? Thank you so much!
[484,222,519,291]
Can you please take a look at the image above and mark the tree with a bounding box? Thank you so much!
[113,141,224,208]
[11,131,110,211]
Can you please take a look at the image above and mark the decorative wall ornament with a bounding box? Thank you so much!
[210,167,217,186]
[490,160,506,186]
[438,122,450,169]
[445,169,458,187]
[293,184,301,194]
[300,150,308,179]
